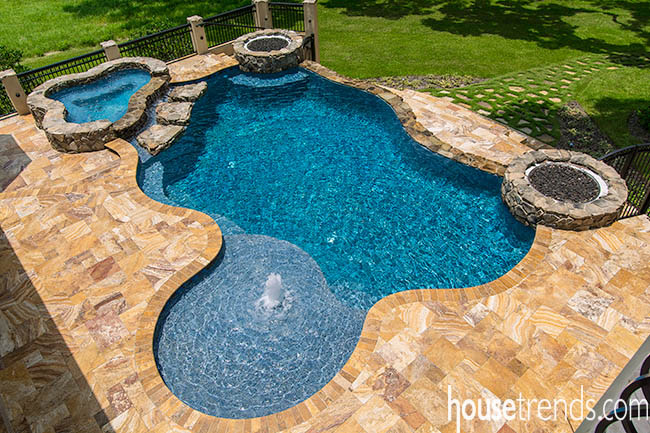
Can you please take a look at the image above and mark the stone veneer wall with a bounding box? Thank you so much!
[502,149,628,230]
[27,57,170,153]
[234,30,304,74]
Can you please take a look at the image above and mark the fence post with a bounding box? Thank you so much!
[253,0,273,29]
[303,0,320,62]
[0,69,29,115]
[188,16,209,55]
[100,40,121,61]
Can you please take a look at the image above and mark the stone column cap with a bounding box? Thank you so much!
[187,15,203,23]
[100,40,118,48]
[303,0,318,4]
[0,69,17,80]
[253,0,270,3]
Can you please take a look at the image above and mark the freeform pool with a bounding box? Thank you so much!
[50,68,151,123]
[137,67,535,418]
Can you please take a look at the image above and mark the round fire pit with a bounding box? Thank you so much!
[233,29,304,74]
[502,150,628,230]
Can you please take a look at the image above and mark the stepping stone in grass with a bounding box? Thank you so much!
[549,97,562,103]
[484,88,494,93]
[518,119,530,125]
[509,86,525,92]
[478,109,491,116]
[168,82,208,102]
[521,127,533,134]
[475,93,485,98]
[137,124,186,155]
[538,134,555,143]
[539,90,548,95]
[156,102,194,126]
[478,101,492,109]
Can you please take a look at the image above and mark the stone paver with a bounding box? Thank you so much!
[168,52,238,83]
[395,88,547,175]
[155,102,194,126]
[136,124,185,155]
[1,56,649,433]
[168,82,208,103]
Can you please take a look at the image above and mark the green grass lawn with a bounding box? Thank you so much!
[575,66,650,147]
[1,0,649,148]
[319,0,649,78]
[0,0,249,68]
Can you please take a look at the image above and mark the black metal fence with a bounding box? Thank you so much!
[0,86,13,117]
[119,24,195,63]
[16,50,107,96]
[601,143,650,219]
[270,2,305,32]
[203,5,260,48]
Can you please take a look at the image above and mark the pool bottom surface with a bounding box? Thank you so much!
[51,68,151,124]
[138,67,535,418]
[154,235,364,418]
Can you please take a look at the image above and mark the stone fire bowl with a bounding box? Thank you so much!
[233,29,304,74]
[502,149,628,231]
[27,57,170,153]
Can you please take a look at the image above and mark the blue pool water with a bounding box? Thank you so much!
[50,68,150,123]
[138,67,535,418]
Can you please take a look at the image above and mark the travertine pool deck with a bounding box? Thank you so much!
[1,55,650,433]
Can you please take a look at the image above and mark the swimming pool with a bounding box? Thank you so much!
[138,67,534,418]
[50,68,151,124]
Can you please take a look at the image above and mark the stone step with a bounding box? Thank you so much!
[168,82,208,102]
[156,102,194,126]
[136,124,185,155]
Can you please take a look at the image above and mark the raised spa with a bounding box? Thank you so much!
[27,57,170,153]
[139,67,535,418]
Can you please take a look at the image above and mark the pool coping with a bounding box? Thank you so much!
[130,61,555,430]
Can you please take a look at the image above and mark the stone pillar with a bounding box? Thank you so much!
[0,69,29,115]
[188,16,209,55]
[303,0,320,62]
[100,40,121,61]
[253,0,273,29]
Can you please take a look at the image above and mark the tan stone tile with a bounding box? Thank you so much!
[424,337,464,374]
[473,358,517,398]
